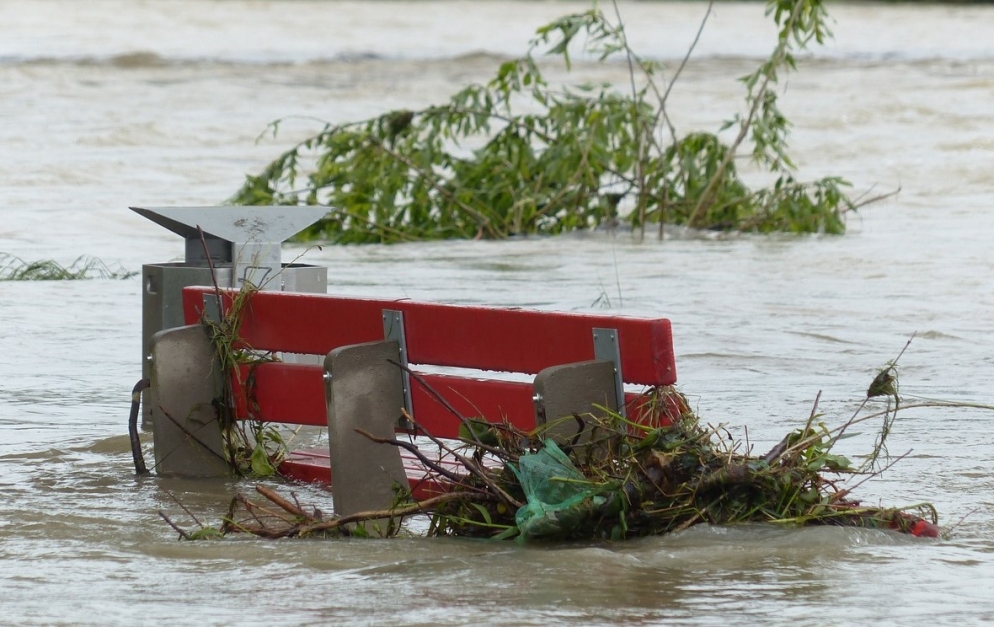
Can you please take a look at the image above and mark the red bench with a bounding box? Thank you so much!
[149,285,679,517]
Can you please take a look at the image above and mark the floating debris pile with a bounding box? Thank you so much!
[165,359,940,542]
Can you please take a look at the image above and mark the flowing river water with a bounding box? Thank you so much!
[2,1,994,625]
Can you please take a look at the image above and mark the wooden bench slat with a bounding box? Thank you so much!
[183,287,676,386]
[232,362,670,439]
[280,449,466,500]
[232,362,325,425]
[408,374,536,438]
[231,363,537,437]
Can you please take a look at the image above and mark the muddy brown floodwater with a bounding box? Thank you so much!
[2,2,994,625]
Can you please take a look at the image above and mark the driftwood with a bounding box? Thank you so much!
[201,485,491,539]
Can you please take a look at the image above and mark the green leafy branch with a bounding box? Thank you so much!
[231,0,891,244]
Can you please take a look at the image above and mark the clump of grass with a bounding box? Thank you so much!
[195,249,289,479]
[0,253,136,281]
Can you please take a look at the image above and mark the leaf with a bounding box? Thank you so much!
[470,503,493,526]
[808,453,852,472]
[821,454,853,472]
[250,444,277,477]
[188,527,224,541]
[867,366,898,398]
[458,419,500,446]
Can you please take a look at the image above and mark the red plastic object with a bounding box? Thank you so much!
[230,362,668,437]
[909,519,941,538]
[887,513,941,538]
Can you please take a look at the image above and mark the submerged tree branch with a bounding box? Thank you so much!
[231,0,875,243]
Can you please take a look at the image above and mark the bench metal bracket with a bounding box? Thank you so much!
[202,292,224,325]
[383,309,414,427]
[592,327,626,418]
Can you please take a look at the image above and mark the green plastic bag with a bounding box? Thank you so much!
[511,440,603,541]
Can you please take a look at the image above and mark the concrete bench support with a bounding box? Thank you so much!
[325,340,409,525]
[149,324,228,477]
[533,359,619,448]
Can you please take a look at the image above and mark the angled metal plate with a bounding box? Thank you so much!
[201,292,224,325]
[593,327,626,418]
[131,206,329,245]
[382,309,413,427]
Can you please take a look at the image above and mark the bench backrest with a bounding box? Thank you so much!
[181,286,677,438]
